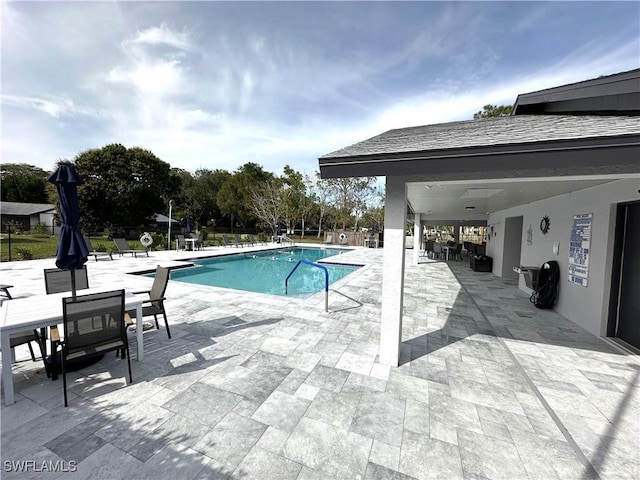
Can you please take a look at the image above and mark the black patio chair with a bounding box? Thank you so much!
[126,265,171,339]
[44,266,90,294]
[53,289,132,407]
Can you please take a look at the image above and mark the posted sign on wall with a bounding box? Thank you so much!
[568,213,592,286]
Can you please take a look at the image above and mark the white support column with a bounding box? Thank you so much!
[413,213,422,265]
[379,176,407,367]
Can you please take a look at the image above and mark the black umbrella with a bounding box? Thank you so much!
[48,162,89,299]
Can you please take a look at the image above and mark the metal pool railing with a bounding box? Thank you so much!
[285,259,329,312]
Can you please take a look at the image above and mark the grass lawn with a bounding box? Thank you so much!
[0,235,117,261]
[0,233,322,262]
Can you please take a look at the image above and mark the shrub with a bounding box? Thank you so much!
[32,222,50,237]
[15,247,33,260]
[151,232,167,250]
[93,243,108,252]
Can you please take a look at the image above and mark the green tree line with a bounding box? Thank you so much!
[2,145,382,237]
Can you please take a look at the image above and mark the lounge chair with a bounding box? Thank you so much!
[247,234,264,246]
[222,234,238,247]
[113,238,148,257]
[234,234,246,247]
[324,235,333,245]
[85,239,113,261]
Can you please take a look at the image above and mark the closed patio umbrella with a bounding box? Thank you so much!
[48,162,89,299]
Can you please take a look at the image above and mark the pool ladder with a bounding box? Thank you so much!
[285,259,328,312]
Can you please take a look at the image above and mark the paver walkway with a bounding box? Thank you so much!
[1,246,638,479]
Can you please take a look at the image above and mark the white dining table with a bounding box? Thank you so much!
[0,289,144,406]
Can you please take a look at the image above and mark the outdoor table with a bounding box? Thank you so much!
[185,238,196,251]
[441,245,452,261]
[0,289,143,406]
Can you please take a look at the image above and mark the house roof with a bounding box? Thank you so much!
[512,68,640,115]
[153,213,180,224]
[1,202,55,216]
[321,115,640,159]
[318,114,640,179]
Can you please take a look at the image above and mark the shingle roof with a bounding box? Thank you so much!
[321,115,640,159]
[1,202,55,216]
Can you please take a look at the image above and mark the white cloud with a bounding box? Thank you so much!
[132,24,190,50]
[1,94,98,118]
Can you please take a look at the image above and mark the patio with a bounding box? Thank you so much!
[1,245,638,479]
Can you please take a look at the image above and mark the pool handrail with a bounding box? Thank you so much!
[285,259,329,312]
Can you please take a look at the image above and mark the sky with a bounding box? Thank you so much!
[2,1,639,177]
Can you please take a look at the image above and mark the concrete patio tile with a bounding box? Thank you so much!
[251,390,310,432]
[1,445,66,480]
[304,364,350,393]
[369,439,401,472]
[233,446,302,480]
[403,397,430,436]
[69,443,143,480]
[162,382,243,427]
[284,349,322,373]
[0,396,49,432]
[457,428,528,479]
[131,442,211,480]
[126,412,211,461]
[365,462,418,480]
[428,391,482,435]
[304,389,360,430]
[448,376,526,416]
[335,351,375,376]
[350,391,406,447]
[399,430,464,480]
[255,426,290,455]
[283,417,372,479]
[192,412,268,469]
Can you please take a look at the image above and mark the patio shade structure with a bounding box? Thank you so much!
[48,163,89,299]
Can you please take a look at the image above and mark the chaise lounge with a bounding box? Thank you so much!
[113,238,148,258]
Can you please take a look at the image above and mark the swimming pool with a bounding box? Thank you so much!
[168,247,359,297]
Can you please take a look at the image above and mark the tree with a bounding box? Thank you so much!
[280,165,314,237]
[322,176,378,230]
[72,144,176,230]
[216,163,273,229]
[183,168,231,228]
[473,104,512,119]
[310,172,332,238]
[0,163,49,203]
[248,177,285,237]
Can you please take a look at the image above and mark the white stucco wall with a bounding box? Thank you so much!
[486,177,639,337]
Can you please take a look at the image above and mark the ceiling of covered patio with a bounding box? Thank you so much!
[405,174,629,222]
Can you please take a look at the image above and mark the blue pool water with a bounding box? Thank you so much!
[167,247,358,297]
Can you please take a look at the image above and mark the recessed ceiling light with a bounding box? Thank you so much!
[461,188,503,199]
